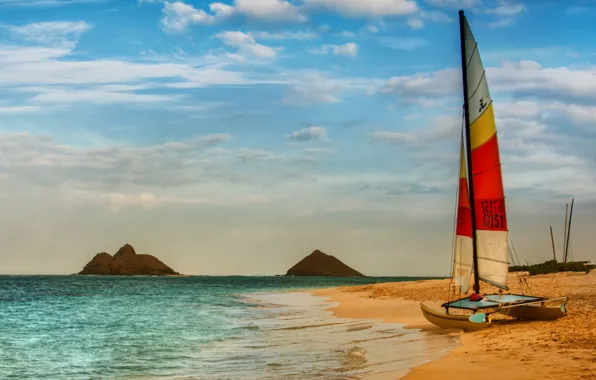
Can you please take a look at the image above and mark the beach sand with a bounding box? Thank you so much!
[313,271,596,380]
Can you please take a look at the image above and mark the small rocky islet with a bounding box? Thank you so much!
[285,249,365,277]
[78,243,179,276]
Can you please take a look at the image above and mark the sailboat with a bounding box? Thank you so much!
[420,10,569,332]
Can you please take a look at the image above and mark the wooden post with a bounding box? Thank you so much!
[563,202,569,262]
[550,226,556,262]
[564,198,575,263]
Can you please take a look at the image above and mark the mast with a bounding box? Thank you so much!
[458,9,480,294]
[549,226,556,262]
[564,198,575,263]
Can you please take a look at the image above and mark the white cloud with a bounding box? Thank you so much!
[158,0,305,32]
[230,0,305,22]
[487,61,596,101]
[368,131,416,144]
[0,34,282,108]
[379,60,596,107]
[281,71,381,105]
[0,0,105,6]
[0,45,71,63]
[381,68,459,98]
[282,75,342,105]
[4,21,93,47]
[369,114,460,145]
[379,37,428,51]
[407,18,424,29]
[302,0,418,17]
[549,102,596,125]
[405,11,451,29]
[160,1,216,32]
[209,1,235,17]
[154,0,420,32]
[0,131,360,215]
[29,87,180,104]
[311,42,359,57]
[287,126,328,141]
[483,2,525,28]
[488,18,513,28]
[252,30,319,40]
[0,105,46,114]
[0,50,256,87]
[493,100,541,119]
[81,191,222,212]
[367,105,596,202]
[335,31,356,38]
[425,0,478,8]
[361,24,379,33]
[214,31,278,58]
[419,10,452,22]
[0,130,286,212]
[487,2,526,16]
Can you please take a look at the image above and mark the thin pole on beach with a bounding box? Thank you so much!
[563,202,569,262]
[550,226,556,262]
[564,198,575,263]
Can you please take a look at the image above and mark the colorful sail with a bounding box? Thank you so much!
[462,15,509,290]
[453,135,474,293]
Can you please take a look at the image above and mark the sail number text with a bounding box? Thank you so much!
[479,199,506,230]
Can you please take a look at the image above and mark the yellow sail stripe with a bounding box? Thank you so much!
[470,102,497,150]
[459,139,467,179]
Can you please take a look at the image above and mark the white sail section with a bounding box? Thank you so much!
[453,236,473,293]
[462,16,510,290]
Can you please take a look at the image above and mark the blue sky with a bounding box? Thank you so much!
[1,0,595,275]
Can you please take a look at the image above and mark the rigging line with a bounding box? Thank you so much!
[509,233,532,295]
[448,107,465,303]
[508,234,525,294]
[508,235,525,295]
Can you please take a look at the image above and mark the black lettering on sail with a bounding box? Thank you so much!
[478,97,487,113]
[477,199,507,230]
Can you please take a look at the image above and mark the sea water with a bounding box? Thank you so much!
[0,276,458,379]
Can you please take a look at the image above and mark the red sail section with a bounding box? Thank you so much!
[471,133,507,231]
[456,140,473,238]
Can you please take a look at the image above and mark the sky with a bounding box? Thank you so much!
[1,0,595,276]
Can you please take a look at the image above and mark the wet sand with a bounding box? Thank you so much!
[313,271,596,380]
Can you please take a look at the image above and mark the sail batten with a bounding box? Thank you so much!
[461,14,509,290]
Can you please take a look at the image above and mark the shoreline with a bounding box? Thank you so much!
[311,271,596,380]
[311,286,455,380]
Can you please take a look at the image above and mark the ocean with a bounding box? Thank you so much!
[0,276,458,379]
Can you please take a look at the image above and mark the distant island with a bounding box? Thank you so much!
[286,249,365,277]
[78,243,180,276]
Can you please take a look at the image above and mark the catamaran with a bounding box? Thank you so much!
[420,10,569,332]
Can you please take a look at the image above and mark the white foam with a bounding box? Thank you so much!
[213,291,461,379]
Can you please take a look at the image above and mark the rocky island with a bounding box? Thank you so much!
[78,243,179,276]
[286,249,365,277]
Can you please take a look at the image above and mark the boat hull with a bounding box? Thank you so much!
[420,301,490,332]
[498,301,568,321]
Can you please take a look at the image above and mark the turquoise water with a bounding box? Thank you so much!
[0,275,455,379]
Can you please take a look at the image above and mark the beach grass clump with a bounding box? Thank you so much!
[510,260,595,275]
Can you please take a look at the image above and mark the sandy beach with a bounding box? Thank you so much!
[313,271,596,380]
